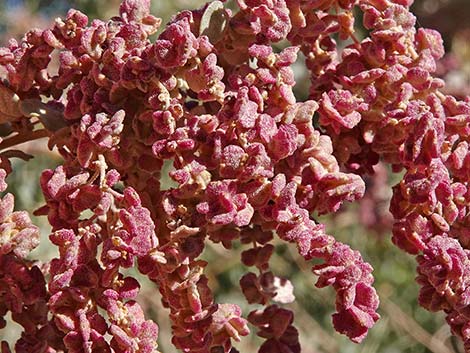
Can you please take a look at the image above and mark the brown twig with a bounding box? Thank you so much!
[0,129,50,151]
[380,295,455,353]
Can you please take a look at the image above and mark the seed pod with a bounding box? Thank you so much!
[199,1,228,44]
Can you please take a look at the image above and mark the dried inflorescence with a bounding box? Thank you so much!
[0,0,469,352]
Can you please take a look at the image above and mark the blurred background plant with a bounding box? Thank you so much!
[0,0,469,352]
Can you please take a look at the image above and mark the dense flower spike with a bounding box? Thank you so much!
[0,176,58,352]
[0,0,468,351]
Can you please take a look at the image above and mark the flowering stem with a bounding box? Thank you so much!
[0,129,50,151]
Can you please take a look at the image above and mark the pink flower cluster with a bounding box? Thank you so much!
[0,0,468,351]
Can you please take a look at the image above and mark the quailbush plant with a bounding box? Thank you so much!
[0,0,467,352]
